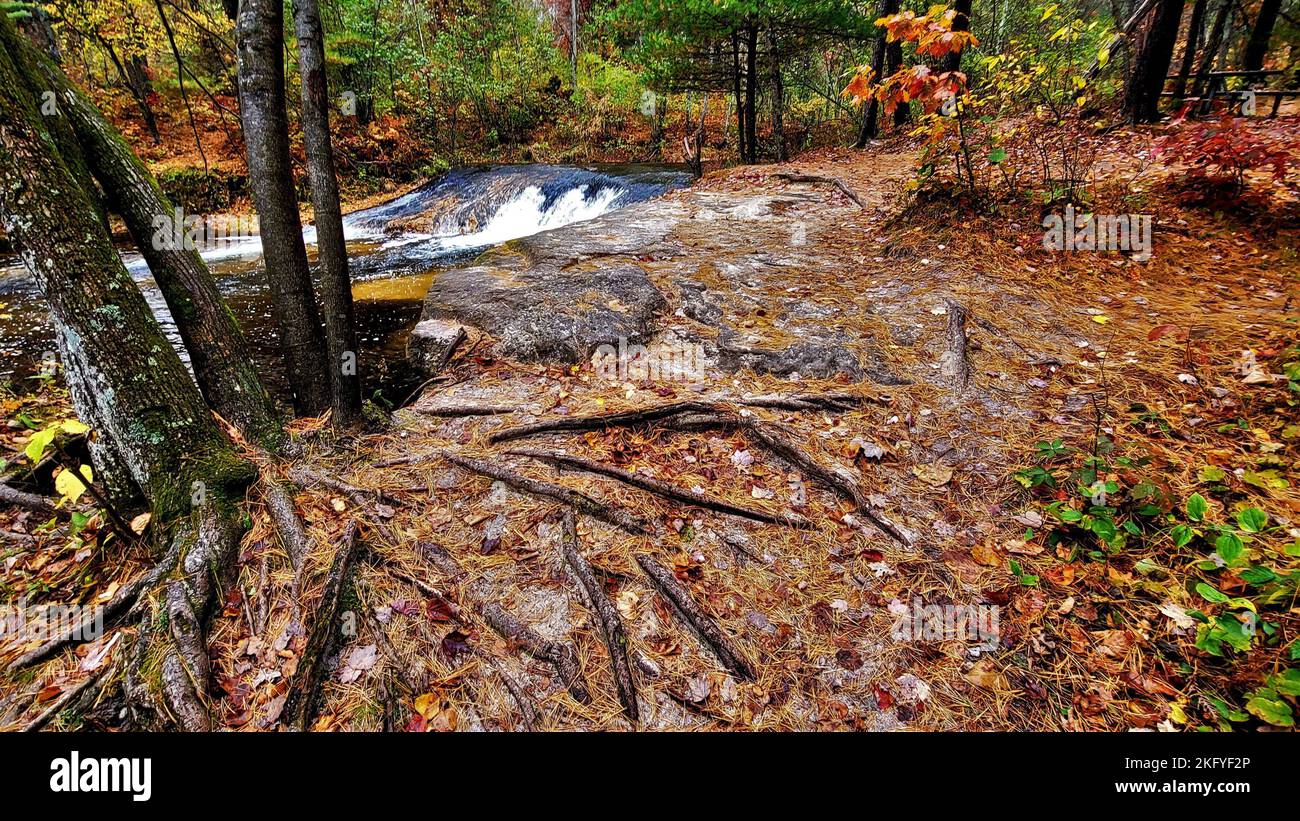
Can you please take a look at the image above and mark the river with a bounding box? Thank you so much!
[0,163,690,402]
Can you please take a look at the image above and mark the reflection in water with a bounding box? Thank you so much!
[0,163,690,402]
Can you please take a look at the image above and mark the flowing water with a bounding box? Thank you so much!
[0,163,690,401]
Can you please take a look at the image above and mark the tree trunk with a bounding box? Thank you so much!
[770,31,785,161]
[1123,0,1185,123]
[293,0,362,426]
[887,16,909,126]
[731,32,746,163]
[942,0,973,74]
[1190,0,1230,102]
[856,0,898,147]
[1171,0,1208,103]
[1243,0,1282,73]
[0,18,249,519]
[744,22,758,164]
[11,32,285,449]
[235,0,331,415]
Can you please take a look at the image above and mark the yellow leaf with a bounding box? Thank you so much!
[1092,315,1109,324]
[130,512,152,535]
[60,419,90,435]
[54,465,91,505]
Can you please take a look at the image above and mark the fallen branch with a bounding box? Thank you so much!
[510,447,812,529]
[771,172,865,209]
[282,521,360,730]
[419,542,590,705]
[559,510,638,722]
[0,482,61,517]
[288,466,401,506]
[635,554,754,680]
[439,451,648,535]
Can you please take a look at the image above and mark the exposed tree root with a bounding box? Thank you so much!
[418,541,591,705]
[770,171,866,209]
[480,652,539,731]
[558,510,638,723]
[282,521,359,730]
[635,553,755,680]
[508,446,812,529]
[415,404,518,417]
[22,660,116,732]
[489,400,726,444]
[438,451,649,535]
[263,480,310,575]
[938,298,972,391]
[289,465,402,506]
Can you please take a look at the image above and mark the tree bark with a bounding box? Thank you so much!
[1171,0,1208,103]
[1243,0,1282,73]
[855,0,897,147]
[942,0,973,74]
[11,32,285,449]
[744,21,758,164]
[293,0,362,426]
[236,0,331,416]
[1190,0,1230,102]
[0,15,249,519]
[1123,0,1186,123]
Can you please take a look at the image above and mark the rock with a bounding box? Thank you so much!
[717,333,865,381]
[419,232,670,364]
[407,319,466,375]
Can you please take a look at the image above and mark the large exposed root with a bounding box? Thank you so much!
[634,553,754,680]
[508,446,813,529]
[558,510,638,723]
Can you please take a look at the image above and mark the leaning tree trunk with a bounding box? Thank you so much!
[1171,0,1208,104]
[236,0,331,416]
[1,14,254,731]
[8,29,285,450]
[942,0,973,74]
[1190,0,1230,102]
[1123,0,1186,123]
[1242,0,1281,73]
[293,0,362,426]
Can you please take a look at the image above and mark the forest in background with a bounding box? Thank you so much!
[6,0,1295,209]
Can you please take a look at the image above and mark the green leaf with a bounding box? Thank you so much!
[988,147,1007,164]
[1171,524,1194,548]
[1198,465,1226,482]
[1236,508,1267,533]
[1272,669,1300,697]
[1215,532,1244,565]
[1186,493,1208,522]
[1196,583,1229,604]
[1245,691,1294,727]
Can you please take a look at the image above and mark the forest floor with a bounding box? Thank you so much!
[2,119,1299,731]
